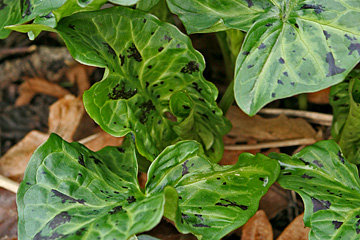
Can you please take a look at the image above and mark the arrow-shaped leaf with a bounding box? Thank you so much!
[17,134,164,240]
[44,7,230,162]
[146,141,280,240]
[167,0,360,115]
[271,140,360,240]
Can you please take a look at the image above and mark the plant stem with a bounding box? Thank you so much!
[298,94,308,110]
[219,79,234,115]
[215,31,234,84]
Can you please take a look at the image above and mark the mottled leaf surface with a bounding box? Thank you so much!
[50,7,230,162]
[166,0,276,33]
[330,71,360,164]
[235,0,360,115]
[17,134,164,240]
[272,140,360,239]
[146,141,280,240]
[167,0,360,115]
[137,0,160,11]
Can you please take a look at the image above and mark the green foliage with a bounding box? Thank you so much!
[52,7,229,162]
[272,140,360,239]
[17,134,279,239]
[146,141,280,239]
[330,70,360,164]
[17,134,165,240]
[5,1,360,239]
[167,0,360,115]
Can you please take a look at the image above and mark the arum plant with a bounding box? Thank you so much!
[1,0,360,239]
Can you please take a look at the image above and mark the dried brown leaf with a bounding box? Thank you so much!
[0,131,49,182]
[277,213,309,240]
[48,95,84,141]
[226,106,316,143]
[66,64,94,96]
[15,77,70,106]
[259,183,289,219]
[241,210,273,240]
[0,189,17,239]
[80,131,123,152]
[307,87,330,104]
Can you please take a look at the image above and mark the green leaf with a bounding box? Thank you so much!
[136,0,160,12]
[146,141,280,240]
[272,140,360,240]
[48,7,230,162]
[0,0,21,38]
[167,0,360,115]
[166,0,276,34]
[17,134,164,240]
[110,0,139,5]
[235,1,360,115]
[330,71,360,164]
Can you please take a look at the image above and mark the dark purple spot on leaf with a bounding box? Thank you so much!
[89,156,102,165]
[299,158,309,165]
[279,57,285,64]
[216,199,248,210]
[311,197,331,212]
[158,47,164,52]
[192,82,202,93]
[332,220,343,229]
[75,227,86,236]
[127,43,142,62]
[21,0,32,17]
[195,214,204,221]
[51,189,86,205]
[139,100,155,124]
[302,174,315,179]
[245,0,254,8]
[163,35,172,42]
[338,151,345,163]
[243,51,250,55]
[181,61,200,74]
[272,93,276,98]
[181,213,189,219]
[300,4,325,14]
[109,205,125,214]
[148,65,152,69]
[295,23,299,28]
[283,172,292,175]
[265,23,272,27]
[26,182,31,185]
[277,79,284,85]
[182,160,190,176]
[78,154,85,167]
[283,72,288,77]
[193,223,211,228]
[182,105,190,110]
[349,43,360,56]
[345,34,354,41]
[127,196,136,204]
[258,43,266,50]
[313,160,323,167]
[290,82,295,86]
[119,54,125,66]
[49,211,71,230]
[247,65,254,68]
[143,19,147,23]
[78,173,83,177]
[176,44,180,48]
[323,30,331,40]
[108,82,137,100]
[102,42,116,59]
[326,52,345,77]
[117,147,125,153]
[68,24,75,30]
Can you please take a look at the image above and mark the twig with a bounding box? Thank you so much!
[259,108,333,126]
[0,174,19,193]
[224,138,316,150]
[0,45,37,56]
